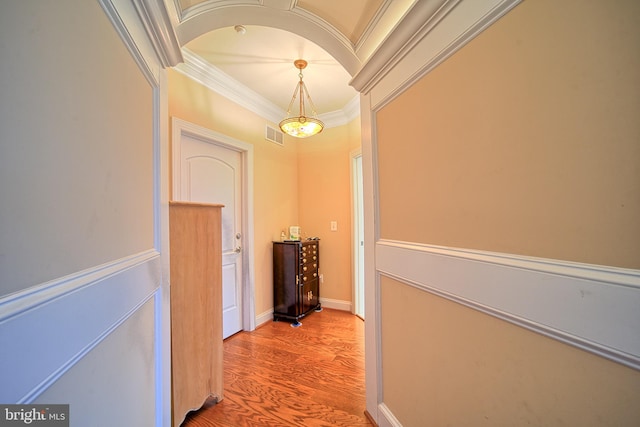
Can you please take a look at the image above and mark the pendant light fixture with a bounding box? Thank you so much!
[279,59,324,138]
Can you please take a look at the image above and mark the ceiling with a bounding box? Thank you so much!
[167,0,415,125]
[184,25,358,116]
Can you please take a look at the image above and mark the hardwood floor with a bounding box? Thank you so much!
[181,308,373,427]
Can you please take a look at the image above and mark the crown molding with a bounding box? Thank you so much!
[131,0,183,67]
[260,0,297,11]
[350,0,458,93]
[319,95,360,127]
[172,1,361,76]
[354,0,393,53]
[175,49,285,123]
[177,0,353,56]
[98,0,159,84]
[351,0,522,99]
[176,48,360,128]
[178,1,261,22]
[290,6,355,57]
[343,94,361,122]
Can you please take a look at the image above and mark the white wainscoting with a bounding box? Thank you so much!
[32,296,158,427]
[0,250,162,409]
[376,239,640,371]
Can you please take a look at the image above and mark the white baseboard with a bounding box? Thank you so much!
[319,297,352,312]
[378,403,403,427]
[255,298,353,329]
[255,309,274,328]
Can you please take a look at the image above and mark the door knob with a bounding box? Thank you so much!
[234,246,242,253]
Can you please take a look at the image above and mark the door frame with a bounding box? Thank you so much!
[350,148,364,318]
[171,117,256,332]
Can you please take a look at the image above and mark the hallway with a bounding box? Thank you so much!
[182,309,372,426]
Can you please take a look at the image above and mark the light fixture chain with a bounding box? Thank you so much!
[285,81,300,116]
[301,81,319,117]
[279,59,325,138]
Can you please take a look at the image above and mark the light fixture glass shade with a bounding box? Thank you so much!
[279,116,324,138]
[279,59,324,138]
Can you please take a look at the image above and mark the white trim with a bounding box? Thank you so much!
[318,97,361,128]
[53,1,171,424]
[175,49,360,129]
[257,301,352,327]
[173,2,360,75]
[290,6,355,61]
[0,250,159,322]
[353,0,393,53]
[98,0,159,85]
[175,49,285,124]
[381,240,640,288]
[171,117,257,333]
[0,251,161,403]
[350,148,364,318]
[356,2,524,423]
[255,308,274,328]
[378,403,403,427]
[130,0,183,67]
[319,95,361,128]
[360,93,382,423]
[341,95,361,123]
[319,298,352,312]
[177,0,262,22]
[257,300,353,327]
[351,0,522,109]
[155,69,172,427]
[241,136,257,333]
[351,0,455,93]
[377,240,640,370]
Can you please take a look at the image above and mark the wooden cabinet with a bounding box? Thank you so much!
[169,202,224,427]
[273,240,321,326]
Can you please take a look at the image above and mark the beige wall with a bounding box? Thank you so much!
[381,276,640,426]
[1,2,163,422]
[168,68,360,315]
[375,0,640,424]
[298,117,361,303]
[0,0,154,296]
[377,0,640,269]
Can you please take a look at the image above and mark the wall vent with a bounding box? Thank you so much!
[265,125,284,146]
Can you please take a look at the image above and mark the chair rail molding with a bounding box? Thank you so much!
[376,239,640,371]
[0,250,162,403]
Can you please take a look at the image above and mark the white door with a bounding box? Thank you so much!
[180,135,244,338]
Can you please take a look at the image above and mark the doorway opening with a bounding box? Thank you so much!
[351,149,364,319]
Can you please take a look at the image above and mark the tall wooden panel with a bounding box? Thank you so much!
[169,202,224,426]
